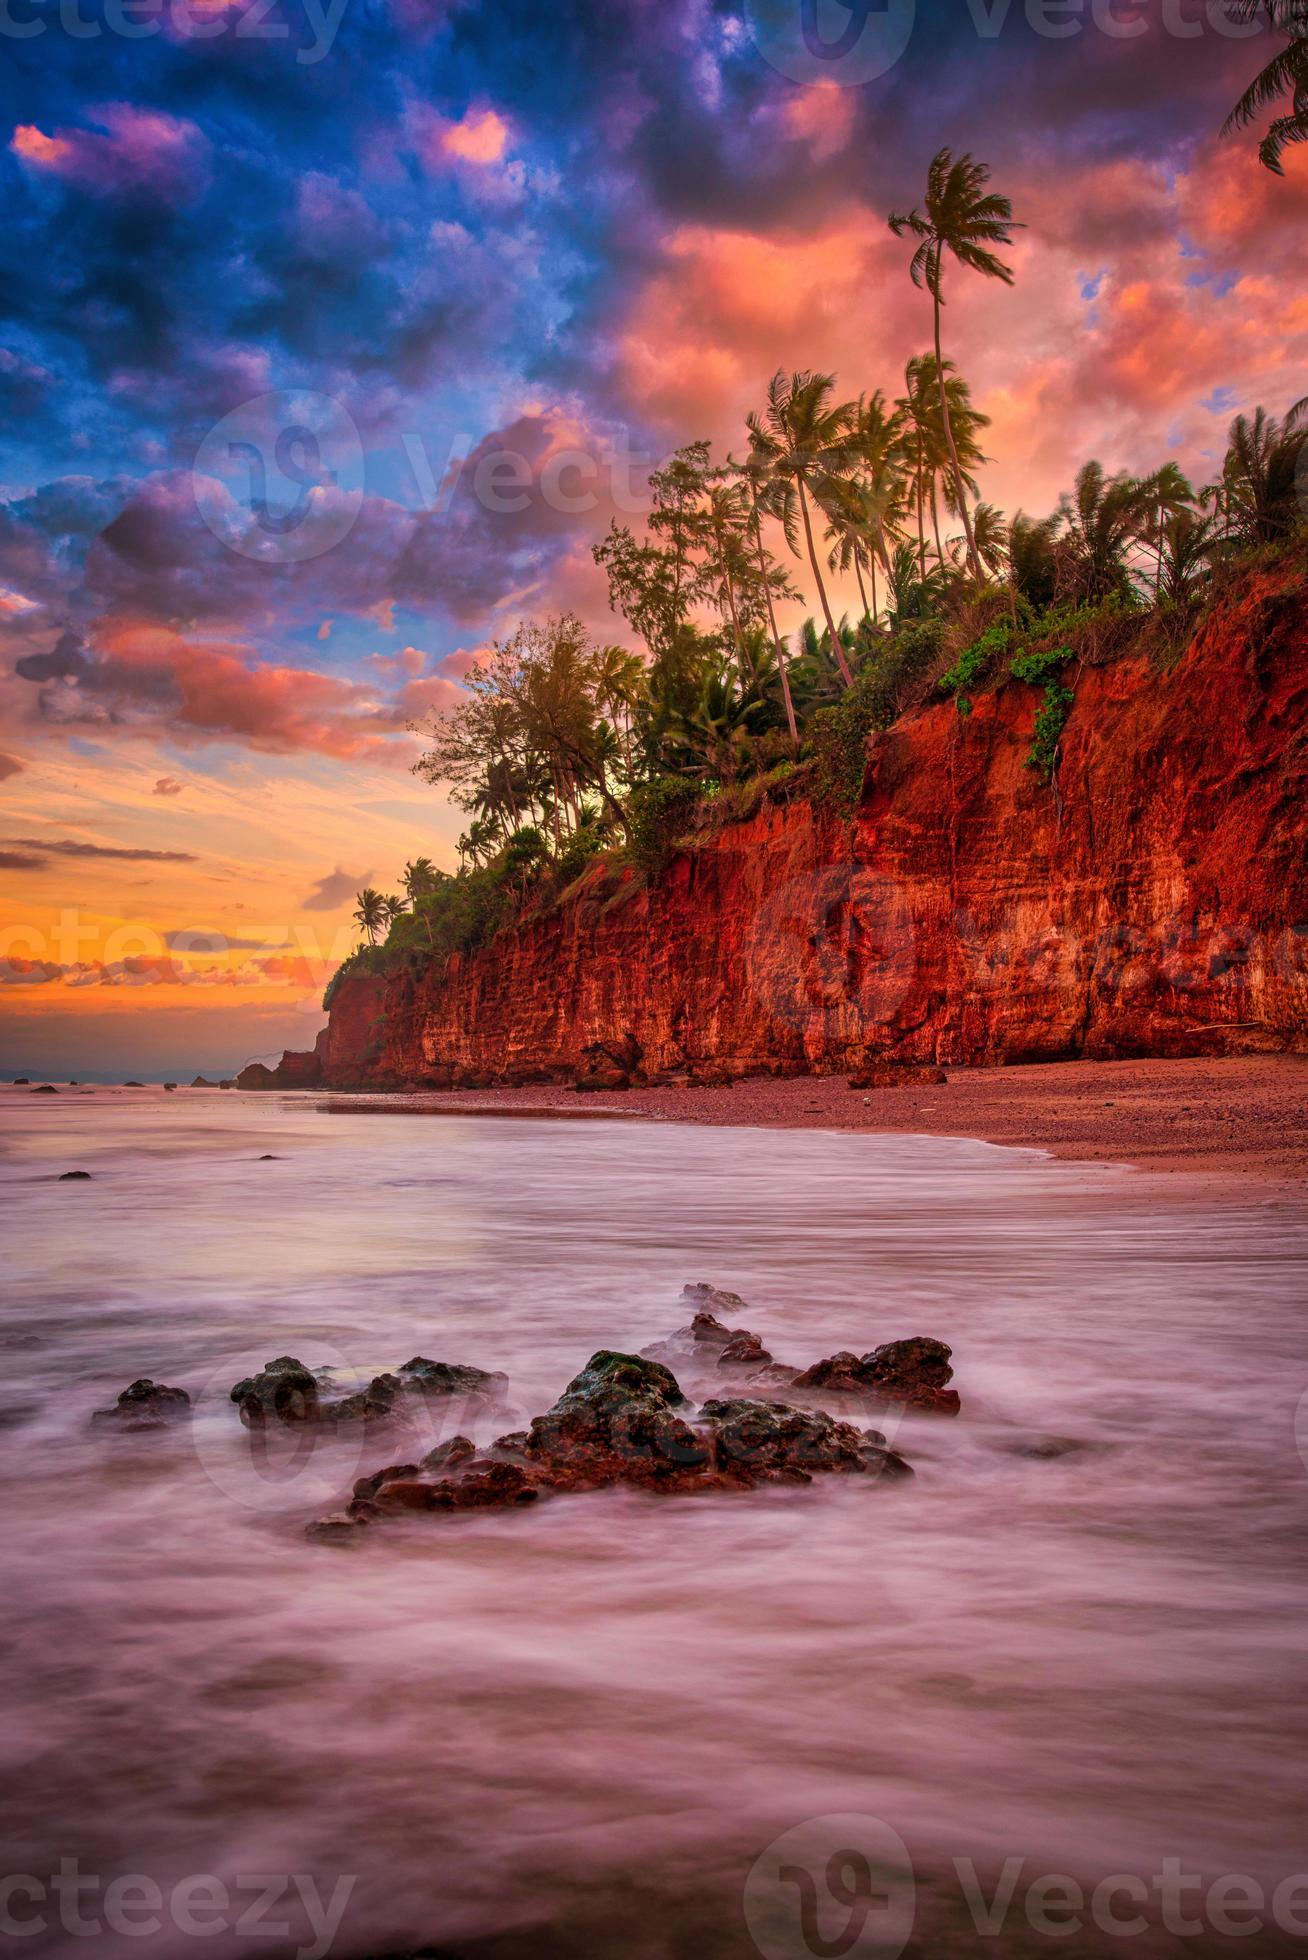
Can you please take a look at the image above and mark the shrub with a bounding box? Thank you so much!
[627,775,703,868]
[1010,645,1076,781]
[811,622,943,812]
[939,619,1014,717]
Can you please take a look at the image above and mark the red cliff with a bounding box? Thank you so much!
[316,564,1308,1086]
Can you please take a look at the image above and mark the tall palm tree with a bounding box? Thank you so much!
[402,857,438,901]
[732,448,802,742]
[380,894,408,930]
[353,889,386,946]
[747,370,858,686]
[889,149,1022,580]
[1140,464,1194,596]
[1223,0,1308,172]
[1157,508,1222,609]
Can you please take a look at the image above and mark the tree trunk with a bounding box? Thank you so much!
[853,552,870,618]
[933,266,980,580]
[798,474,853,685]
[754,507,799,744]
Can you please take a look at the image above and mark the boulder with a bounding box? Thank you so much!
[522,1350,707,1492]
[640,1284,774,1372]
[12,1078,29,1086]
[791,1336,960,1415]
[93,1379,191,1430]
[32,1085,58,1094]
[191,1076,219,1088]
[397,1356,508,1405]
[235,1062,277,1091]
[164,1082,177,1092]
[124,1081,145,1088]
[701,1399,911,1484]
[59,1170,92,1181]
[230,1355,320,1425]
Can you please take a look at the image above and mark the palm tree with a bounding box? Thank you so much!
[1222,0,1308,172]
[1157,509,1222,609]
[402,857,438,901]
[732,449,802,742]
[380,894,408,930]
[747,371,858,686]
[353,889,386,946]
[1221,404,1307,541]
[1055,461,1153,603]
[889,149,1022,580]
[1140,464,1194,596]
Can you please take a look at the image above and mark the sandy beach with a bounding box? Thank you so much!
[324,1054,1308,1187]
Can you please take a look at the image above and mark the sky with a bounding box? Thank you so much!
[1,0,1305,1078]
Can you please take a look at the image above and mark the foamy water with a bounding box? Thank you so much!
[2,1086,1306,1959]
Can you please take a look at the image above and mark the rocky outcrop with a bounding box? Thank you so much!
[92,1379,191,1429]
[230,1353,508,1428]
[235,1044,323,1090]
[309,1349,911,1538]
[791,1337,961,1416]
[305,564,1307,1085]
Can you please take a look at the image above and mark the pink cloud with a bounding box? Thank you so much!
[10,105,209,204]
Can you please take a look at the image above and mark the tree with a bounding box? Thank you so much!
[1054,461,1152,603]
[889,149,1022,580]
[402,857,438,900]
[380,894,408,929]
[1157,508,1221,609]
[1222,0,1308,172]
[732,448,803,742]
[1220,404,1307,541]
[747,371,858,685]
[353,889,386,946]
[1140,463,1195,595]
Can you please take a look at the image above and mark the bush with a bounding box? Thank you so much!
[1010,645,1076,781]
[811,622,943,812]
[627,775,703,869]
[939,619,1014,717]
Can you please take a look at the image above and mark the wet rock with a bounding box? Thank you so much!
[701,1398,912,1485]
[848,1063,948,1089]
[522,1350,706,1492]
[32,1085,58,1094]
[258,1154,280,1161]
[124,1081,144,1089]
[59,1170,93,1181]
[93,1378,191,1429]
[330,1373,405,1424]
[717,1329,773,1367]
[12,1078,30,1085]
[191,1076,219,1088]
[164,1082,177,1092]
[312,1349,918,1538]
[397,1357,509,1404]
[230,1355,320,1425]
[641,1284,773,1372]
[572,1065,631,1092]
[792,1336,960,1415]
[305,1512,369,1544]
[219,1079,236,1089]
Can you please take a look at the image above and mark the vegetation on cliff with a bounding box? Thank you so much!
[325,150,1308,1004]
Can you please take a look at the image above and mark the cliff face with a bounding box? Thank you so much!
[318,566,1308,1086]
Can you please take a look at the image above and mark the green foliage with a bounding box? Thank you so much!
[811,622,943,811]
[1009,643,1076,781]
[626,775,703,869]
[1010,643,1073,685]
[940,618,1013,715]
[1027,682,1075,782]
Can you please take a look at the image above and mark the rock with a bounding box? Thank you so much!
[397,1357,509,1404]
[305,1512,368,1544]
[688,1065,734,1087]
[701,1399,912,1485]
[230,1355,320,1425]
[235,1062,277,1091]
[59,1170,92,1181]
[219,1079,236,1089]
[522,1350,706,1492]
[329,1372,405,1424]
[12,1078,29,1085]
[164,1082,177,1092]
[258,1154,279,1161]
[718,1329,773,1367]
[93,1378,191,1429]
[32,1085,58,1094]
[124,1081,145,1089]
[191,1076,219,1088]
[572,1066,630,1092]
[792,1336,960,1415]
[640,1285,773,1372]
[848,1064,948,1089]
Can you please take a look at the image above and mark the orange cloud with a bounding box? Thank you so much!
[441,106,509,166]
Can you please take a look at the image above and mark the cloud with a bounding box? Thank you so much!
[165,931,291,952]
[153,776,183,796]
[4,837,197,862]
[0,852,44,870]
[0,754,23,780]
[302,867,369,912]
[11,105,210,205]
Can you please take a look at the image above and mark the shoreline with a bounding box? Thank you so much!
[310,1053,1308,1188]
